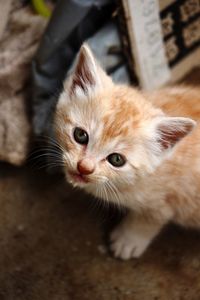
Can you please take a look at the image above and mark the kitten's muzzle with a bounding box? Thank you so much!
[77,159,95,175]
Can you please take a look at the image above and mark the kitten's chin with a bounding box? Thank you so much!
[66,171,90,188]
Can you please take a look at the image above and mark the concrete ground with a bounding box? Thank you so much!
[1,69,200,300]
[1,165,200,300]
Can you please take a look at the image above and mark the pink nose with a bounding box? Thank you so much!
[77,159,95,175]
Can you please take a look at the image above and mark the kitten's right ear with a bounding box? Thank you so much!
[66,44,111,98]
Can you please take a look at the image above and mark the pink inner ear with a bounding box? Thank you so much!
[71,50,95,95]
[158,121,194,150]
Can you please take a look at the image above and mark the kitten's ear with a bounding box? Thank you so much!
[155,116,196,150]
[144,116,196,172]
[67,44,111,97]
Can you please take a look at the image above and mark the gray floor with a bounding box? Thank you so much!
[0,163,200,300]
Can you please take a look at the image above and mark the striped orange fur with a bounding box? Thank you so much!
[54,44,200,260]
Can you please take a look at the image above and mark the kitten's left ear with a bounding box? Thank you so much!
[155,116,196,150]
[146,116,196,171]
[67,44,112,97]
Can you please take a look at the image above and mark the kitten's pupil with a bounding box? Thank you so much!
[107,153,126,167]
[74,127,89,145]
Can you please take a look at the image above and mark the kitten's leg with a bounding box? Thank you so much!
[110,212,165,260]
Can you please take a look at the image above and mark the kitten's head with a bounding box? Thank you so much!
[54,44,195,204]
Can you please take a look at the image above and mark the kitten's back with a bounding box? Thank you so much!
[146,86,200,121]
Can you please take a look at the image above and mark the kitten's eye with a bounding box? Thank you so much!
[73,127,89,145]
[107,153,126,167]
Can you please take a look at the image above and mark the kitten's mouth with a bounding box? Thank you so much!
[68,171,89,184]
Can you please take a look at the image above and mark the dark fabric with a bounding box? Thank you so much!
[31,0,115,136]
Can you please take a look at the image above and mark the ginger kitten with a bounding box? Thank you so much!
[54,44,200,260]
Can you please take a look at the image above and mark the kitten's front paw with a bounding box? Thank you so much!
[110,227,148,260]
[110,219,159,260]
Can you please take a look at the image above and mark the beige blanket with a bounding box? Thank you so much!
[0,1,46,165]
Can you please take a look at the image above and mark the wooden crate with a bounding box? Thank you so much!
[120,0,200,90]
